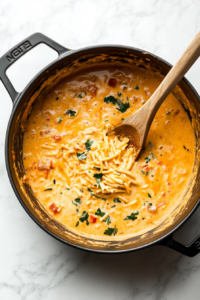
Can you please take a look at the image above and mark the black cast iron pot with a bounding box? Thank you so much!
[1,33,200,256]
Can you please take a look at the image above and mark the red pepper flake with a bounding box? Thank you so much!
[167,182,171,186]
[44,170,49,179]
[50,161,55,169]
[53,135,62,141]
[49,203,59,214]
[174,110,180,115]
[86,85,97,96]
[89,215,97,223]
[108,78,117,87]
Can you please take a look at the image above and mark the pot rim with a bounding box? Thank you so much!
[5,44,200,254]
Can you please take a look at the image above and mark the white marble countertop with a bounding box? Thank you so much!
[0,0,200,299]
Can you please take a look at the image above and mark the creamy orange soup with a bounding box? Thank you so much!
[23,65,195,237]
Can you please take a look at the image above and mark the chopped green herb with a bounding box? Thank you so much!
[111,205,116,208]
[87,188,106,200]
[104,95,130,113]
[44,187,52,191]
[104,215,111,225]
[148,193,152,198]
[146,171,149,176]
[104,225,117,236]
[79,211,89,225]
[113,198,121,203]
[151,175,154,177]
[85,140,94,151]
[124,211,139,221]
[134,85,139,90]
[58,117,63,123]
[60,192,62,194]
[76,152,87,160]
[149,203,153,206]
[83,91,87,95]
[116,100,130,113]
[142,218,146,220]
[121,118,124,121]
[104,95,118,105]
[76,208,79,213]
[183,146,186,150]
[149,142,154,148]
[72,200,78,207]
[141,170,145,175]
[145,157,151,163]
[56,97,59,100]
[74,198,82,204]
[53,179,56,184]
[93,173,103,185]
[75,221,79,227]
[150,152,156,159]
[127,96,129,100]
[105,119,109,122]
[117,92,122,97]
[65,109,76,117]
[80,189,83,193]
[66,187,70,190]
[95,208,105,217]
[94,166,101,171]
[78,94,82,98]
[166,111,171,115]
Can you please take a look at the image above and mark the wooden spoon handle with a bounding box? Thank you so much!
[124,31,200,144]
[145,31,200,114]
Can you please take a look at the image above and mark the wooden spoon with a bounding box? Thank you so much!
[110,32,200,157]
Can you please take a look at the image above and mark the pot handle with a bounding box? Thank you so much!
[159,203,200,257]
[0,32,69,102]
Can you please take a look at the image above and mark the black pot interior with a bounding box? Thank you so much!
[6,46,200,252]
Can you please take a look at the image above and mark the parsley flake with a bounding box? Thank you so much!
[65,110,76,116]
[79,211,89,225]
[58,117,63,123]
[104,225,118,236]
[85,140,94,151]
[95,208,105,217]
[93,173,103,185]
[148,193,152,198]
[104,95,130,113]
[113,198,121,203]
[134,85,139,90]
[124,211,139,221]
[104,215,111,225]
[75,221,79,227]
[87,188,106,201]
[76,152,87,160]
[44,187,52,191]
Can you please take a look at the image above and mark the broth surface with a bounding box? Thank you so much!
[23,65,195,237]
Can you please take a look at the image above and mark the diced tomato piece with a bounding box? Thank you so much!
[108,78,117,87]
[89,215,97,223]
[49,203,59,214]
[86,85,97,96]
[53,135,62,141]
[157,160,162,165]
[143,166,149,172]
[167,182,171,186]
